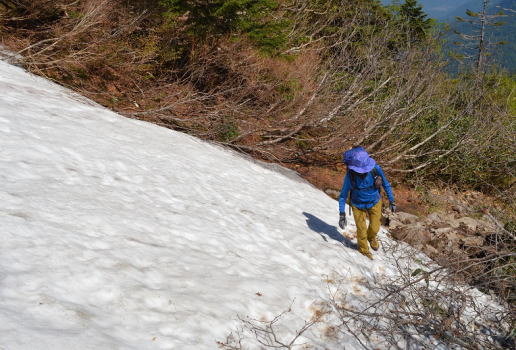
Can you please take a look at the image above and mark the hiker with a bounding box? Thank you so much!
[338,147,395,260]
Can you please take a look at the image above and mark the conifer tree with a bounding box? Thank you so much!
[159,0,287,54]
[398,0,432,43]
[453,0,508,73]
[160,0,278,35]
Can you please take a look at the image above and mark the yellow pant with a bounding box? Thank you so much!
[352,200,382,257]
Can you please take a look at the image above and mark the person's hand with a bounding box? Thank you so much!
[339,212,347,229]
[390,203,397,213]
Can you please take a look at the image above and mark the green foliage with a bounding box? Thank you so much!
[216,117,240,142]
[159,0,289,53]
[398,0,433,42]
[465,9,478,17]
[411,268,425,276]
[68,10,84,19]
[413,73,514,191]
[160,0,275,33]
[246,19,290,55]
[295,138,310,150]
[295,0,392,40]
[276,79,301,102]
[384,0,433,46]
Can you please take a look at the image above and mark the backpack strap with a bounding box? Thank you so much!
[372,167,382,191]
[350,169,376,188]
[350,168,381,192]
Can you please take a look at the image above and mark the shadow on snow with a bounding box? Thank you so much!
[302,212,357,250]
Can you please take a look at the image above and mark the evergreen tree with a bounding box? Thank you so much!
[398,0,433,43]
[159,0,287,54]
[453,0,508,73]
[160,0,278,35]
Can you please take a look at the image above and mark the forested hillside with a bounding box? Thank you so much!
[0,0,514,208]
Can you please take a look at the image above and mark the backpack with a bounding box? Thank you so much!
[350,167,382,191]
[348,168,383,214]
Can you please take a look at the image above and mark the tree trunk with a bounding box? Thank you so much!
[476,0,489,73]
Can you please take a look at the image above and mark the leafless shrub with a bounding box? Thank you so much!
[328,238,514,350]
[1,0,147,88]
[217,303,324,350]
[2,0,512,200]
[220,234,514,349]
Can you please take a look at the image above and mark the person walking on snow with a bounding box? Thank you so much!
[338,147,396,260]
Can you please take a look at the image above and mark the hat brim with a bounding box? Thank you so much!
[348,157,376,174]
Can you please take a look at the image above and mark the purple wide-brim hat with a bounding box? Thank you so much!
[343,147,376,174]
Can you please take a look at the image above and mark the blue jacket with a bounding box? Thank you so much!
[339,165,395,213]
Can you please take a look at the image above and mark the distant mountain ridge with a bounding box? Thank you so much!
[418,0,473,19]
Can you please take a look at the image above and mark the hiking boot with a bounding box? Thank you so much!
[369,238,379,251]
[360,251,373,260]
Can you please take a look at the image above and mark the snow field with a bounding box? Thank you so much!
[0,60,398,349]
